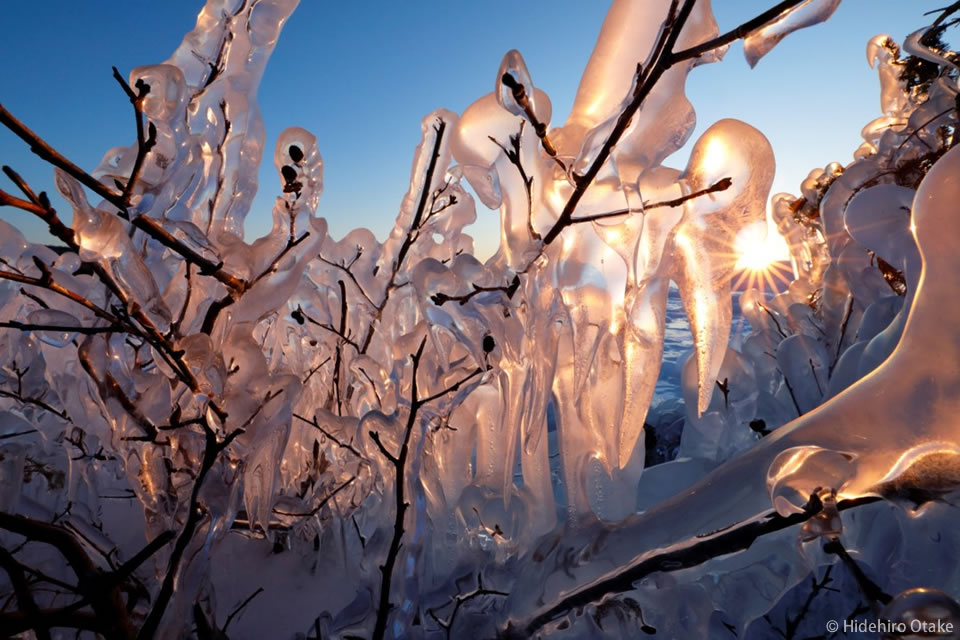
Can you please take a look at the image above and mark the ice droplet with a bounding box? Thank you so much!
[880,588,960,639]
[25,309,81,347]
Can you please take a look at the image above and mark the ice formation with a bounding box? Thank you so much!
[1,0,960,638]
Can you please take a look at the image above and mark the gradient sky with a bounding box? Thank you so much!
[0,1,939,259]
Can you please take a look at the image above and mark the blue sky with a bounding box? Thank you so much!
[0,1,939,259]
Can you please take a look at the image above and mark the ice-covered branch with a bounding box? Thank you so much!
[271,476,355,518]
[429,274,522,307]
[110,67,157,207]
[370,337,485,640]
[138,411,244,638]
[0,319,116,336]
[201,229,311,334]
[488,123,538,240]
[504,495,882,638]
[567,176,733,224]
[499,74,564,170]
[221,586,265,634]
[0,104,244,292]
[670,0,808,64]
[0,546,50,640]
[0,513,173,639]
[427,573,508,639]
[360,118,449,354]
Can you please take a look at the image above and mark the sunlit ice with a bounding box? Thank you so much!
[1,0,960,638]
[732,220,795,292]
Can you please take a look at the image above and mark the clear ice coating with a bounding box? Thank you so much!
[743,0,843,68]
[1,0,960,638]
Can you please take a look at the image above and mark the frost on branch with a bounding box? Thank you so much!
[2,0,960,638]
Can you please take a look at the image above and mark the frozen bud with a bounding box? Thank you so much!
[799,488,842,542]
[767,446,857,516]
[496,49,536,118]
[129,64,186,122]
[483,335,496,354]
[274,126,323,202]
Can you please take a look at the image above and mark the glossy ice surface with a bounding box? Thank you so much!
[3,0,960,637]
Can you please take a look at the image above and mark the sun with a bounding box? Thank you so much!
[735,223,781,271]
[730,222,795,292]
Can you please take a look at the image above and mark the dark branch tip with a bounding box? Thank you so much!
[482,335,496,354]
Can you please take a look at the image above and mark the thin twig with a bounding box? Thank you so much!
[427,573,508,639]
[370,338,485,640]
[830,295,855,374]
[670,0,807,64]
[0,320,119,335]
[359,118,448,355]
[758,302,788,339]
[500,73,565,171]
[0,547,52,640]
[293,412,363,458]
[778,565,836,640]
[430,275,521,307]
[489,122,539,240]
[272,476,355,518]
[568,177,733,224]
[138,402,250,638]
[0,513,135,639]
[317,253,377,308]
[0,104,245,292]
[222,587,265,633]
[111,67,157,208]
[823,538,892,605]
[200,232,309,334]
[0,389,70,422]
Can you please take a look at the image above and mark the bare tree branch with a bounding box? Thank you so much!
[359,118,448,355]
[370,338,485,640]
[670,0,807,64]
[222,586,265,633]
[427,573,508,639]
[111,67,157,207]
[293,412,364,458]
[504,495,882,638]
[0,546,52,640]
[568,177,733,224]
[272,476,355,518]
[0,104,245,292]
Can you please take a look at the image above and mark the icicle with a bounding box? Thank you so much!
[867,35,909,115]
[671,119,774,415]
[617,280,669,468]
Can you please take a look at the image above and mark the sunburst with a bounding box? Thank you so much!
[730,222,795,293]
